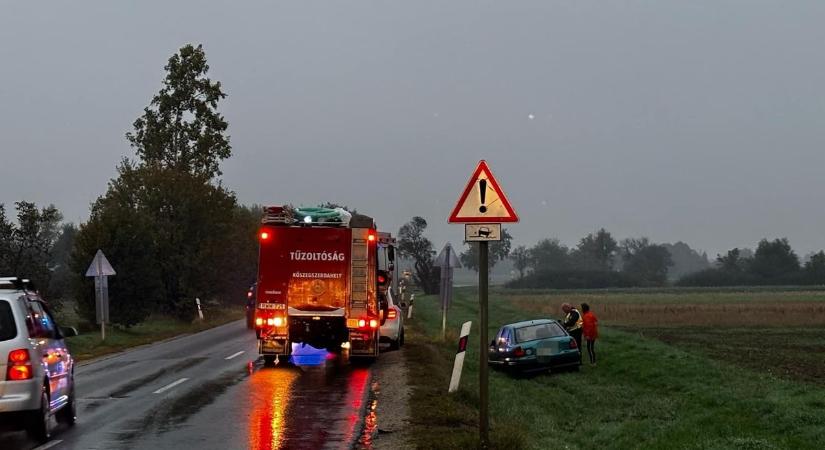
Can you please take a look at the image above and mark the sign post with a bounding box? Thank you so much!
[85,250,116,341]
[448,160,518,449]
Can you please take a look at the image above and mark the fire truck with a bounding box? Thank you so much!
[253,206,395,365]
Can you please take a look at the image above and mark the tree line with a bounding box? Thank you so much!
[2,44,260,328]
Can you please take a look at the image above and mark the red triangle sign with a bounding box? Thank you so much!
[449,160,519,223]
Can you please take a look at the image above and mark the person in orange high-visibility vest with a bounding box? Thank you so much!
[581,303,599,365]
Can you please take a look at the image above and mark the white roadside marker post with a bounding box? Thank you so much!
[195,297,204,320]
[448,321,472,393]
[407,294,415,319]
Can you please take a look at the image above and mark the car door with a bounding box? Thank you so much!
[29,301,69,410]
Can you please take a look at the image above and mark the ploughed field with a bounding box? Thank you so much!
[505,288,825,386]
[405,286,825,449]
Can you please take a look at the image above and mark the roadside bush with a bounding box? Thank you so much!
[506,269,640,289]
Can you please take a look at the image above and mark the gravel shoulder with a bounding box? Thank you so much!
[371,346,413,449]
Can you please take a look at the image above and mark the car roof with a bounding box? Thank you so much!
[504,318,557,329]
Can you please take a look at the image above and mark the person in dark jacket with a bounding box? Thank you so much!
[561,302,583,351]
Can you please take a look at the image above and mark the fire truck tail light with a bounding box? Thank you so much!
[358,319,366,328]
[7,349,33,381]
[368,233,376,242]
[273,317,285,327]
[369,319,379,329]
[255,317,263,327]
[259,230,271,241]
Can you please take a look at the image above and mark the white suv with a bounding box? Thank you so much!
[0,277,77,443]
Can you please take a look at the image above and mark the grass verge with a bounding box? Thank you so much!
[62,307,245,362]
[405,287,825,449]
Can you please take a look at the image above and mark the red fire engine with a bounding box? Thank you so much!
[254,206,394,365]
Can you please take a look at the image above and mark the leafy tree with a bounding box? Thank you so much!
[529,238,570,272]
[662,241,711,279]
[750,238,799,280]
[460,229,513,272]
[716,248,749,272]
[510,245,530,279]
[804,251,825,284]
[72,44,250,324]
[571,228,617,271]
[46,223,78,303]
[0,202,63,303]
[620,238,673,286]
[397,217,439,294]
[126,44,230,179]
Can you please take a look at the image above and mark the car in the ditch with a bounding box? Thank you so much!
[488,319,580,373]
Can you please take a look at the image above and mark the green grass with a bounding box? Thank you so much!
[61,308,245,361]
[405,287,825,449]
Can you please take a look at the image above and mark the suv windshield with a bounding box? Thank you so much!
[0,300,16,341]
[515,322,565,343]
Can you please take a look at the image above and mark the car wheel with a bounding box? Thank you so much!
[27,385,51,443]
[56,384,77,426]
[399,328,405,347]
[389,337,400,351]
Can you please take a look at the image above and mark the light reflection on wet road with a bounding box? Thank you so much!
[0,321,381,450]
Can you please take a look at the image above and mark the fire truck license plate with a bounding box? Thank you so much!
[259,303,284,310]
[262,340,284,353]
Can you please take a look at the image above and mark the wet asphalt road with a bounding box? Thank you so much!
[0,320,378,450]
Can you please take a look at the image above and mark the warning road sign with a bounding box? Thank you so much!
[448,160,518,223]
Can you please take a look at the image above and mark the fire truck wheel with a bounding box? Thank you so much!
[263,355,277,367]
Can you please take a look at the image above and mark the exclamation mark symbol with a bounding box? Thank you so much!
[479,179,488,213]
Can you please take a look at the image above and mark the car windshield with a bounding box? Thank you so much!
[514,322,565,343]
[0,300,16,341]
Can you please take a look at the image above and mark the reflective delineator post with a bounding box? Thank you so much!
[195,298,204,320]
[449,321,472,393]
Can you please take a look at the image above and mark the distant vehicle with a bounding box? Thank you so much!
[379,290,405,350]
[245,284,256,330]
[0,277,79,443]
[488,319,580,374]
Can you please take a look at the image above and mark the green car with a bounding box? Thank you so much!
[488,319,581,373]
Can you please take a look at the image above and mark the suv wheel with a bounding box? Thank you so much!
[27,386,51,443]
[56,384,77,426]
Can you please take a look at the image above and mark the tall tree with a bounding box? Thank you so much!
[572,228,618,271]
[804,251,825,284]
[397,217,439,294]
[510,245,530,279]
[620,237,673,285]
[126,44,230,179]
[529,238,570,272]
[72,44,248,324]
[750,238,799,280]
[460,229,513,272]
[0,202,63,300]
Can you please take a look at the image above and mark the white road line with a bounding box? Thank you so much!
[32,440,63,450]
[225,350,245,360]
[152,377,189,394]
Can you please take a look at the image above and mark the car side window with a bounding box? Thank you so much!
[29,301,58,339]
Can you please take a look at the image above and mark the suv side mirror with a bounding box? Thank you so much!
[61,326,79,338]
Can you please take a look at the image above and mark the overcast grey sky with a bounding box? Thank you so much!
[2,1,824,257]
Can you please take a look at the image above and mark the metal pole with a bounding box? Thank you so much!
[479,241,489,448]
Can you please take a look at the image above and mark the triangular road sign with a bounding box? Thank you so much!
[449,160,519,223]
[85,249,117,277]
